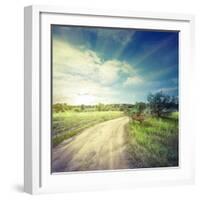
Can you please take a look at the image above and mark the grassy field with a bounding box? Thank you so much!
[52,111,124,146]
[127,112,178,168]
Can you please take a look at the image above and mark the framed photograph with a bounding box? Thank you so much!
[24,5,195,194]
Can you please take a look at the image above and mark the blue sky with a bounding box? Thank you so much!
[52,25,178,105]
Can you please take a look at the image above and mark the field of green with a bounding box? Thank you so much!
[127,112,178,168]
[52,111,124,146]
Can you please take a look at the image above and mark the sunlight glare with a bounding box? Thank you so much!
[74,94,96,105]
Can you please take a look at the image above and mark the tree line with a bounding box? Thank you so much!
[52,102,132,113]
[53,91,178,117]
[126,92,178,117]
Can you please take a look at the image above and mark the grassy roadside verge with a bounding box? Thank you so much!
[127,112,179,168]
[52,111,124,147]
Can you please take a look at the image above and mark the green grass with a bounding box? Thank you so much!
[127,112,178,168]
[52,111,124,147]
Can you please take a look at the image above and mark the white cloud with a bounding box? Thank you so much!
[98,60,132,84]
[123,76,143,86]
[52,38,136,104]
[53,38,134,85]
[53,39,101,77]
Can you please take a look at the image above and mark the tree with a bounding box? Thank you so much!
[53,103,65,113]
[81,104,85,111]
[147,92,177,117]
[126,103,146,117]
[134,102,146,115]
[96,103,104,111]
[53,103,71,112]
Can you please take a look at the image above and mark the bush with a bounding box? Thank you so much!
[147,92,178,117]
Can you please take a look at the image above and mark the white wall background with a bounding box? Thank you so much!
[0,0,199,199]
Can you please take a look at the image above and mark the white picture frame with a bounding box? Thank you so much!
[24,5,195,194]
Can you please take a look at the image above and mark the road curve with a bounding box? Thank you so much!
[52,116,130,172]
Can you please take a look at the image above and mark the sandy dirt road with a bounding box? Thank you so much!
[52,116,130,172]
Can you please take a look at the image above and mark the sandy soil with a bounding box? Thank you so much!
[52,116,130,172]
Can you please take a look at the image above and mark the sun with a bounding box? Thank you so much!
[74,94,96,105]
